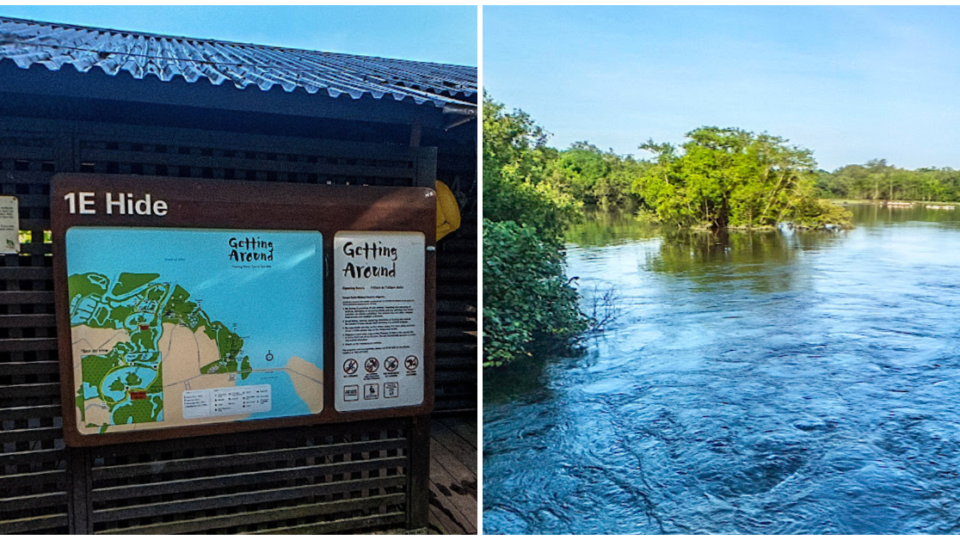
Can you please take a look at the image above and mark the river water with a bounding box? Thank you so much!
[483,204,960,534]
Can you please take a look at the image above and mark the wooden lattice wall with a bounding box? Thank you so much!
[0,115,475,534]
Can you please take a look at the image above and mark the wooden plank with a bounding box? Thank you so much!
[430,503,467,535]
[0,146,57,161]
[437,417,477,451]
[428,417,477,534]
[0,513,69,534]
[435,342,476,355]
[432,398,476,412]
[80,149,418,180]
[0,404,61,422]
[91,437,407,480]
[0,448,65,467]
[0,267,52,280]
[95,494,405,535]
[427,457,476,533]
[0,171,57,185]
[0,491,67,512]
[91,475,407,522]
[435,369,476,384]
[89,416,405,459]
[0,291,55,305]
[69,120,427,162]
[430,436,476,501]
[0,469,66,489]
[0,426,63,444]
[0,361,60,375]
[0,382,61,399]
[92,456,407,501]
[435,326,475,339]
[244,512,406,535]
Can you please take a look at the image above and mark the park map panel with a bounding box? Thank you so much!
[66,227,325,435]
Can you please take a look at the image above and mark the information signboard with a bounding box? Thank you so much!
[334,231,425,411]
[0,195,19,254]
[52,174,436,446]
[66,227,325,435]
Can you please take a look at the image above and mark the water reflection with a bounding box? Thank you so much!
[649,229,810,294]
[483,203,960,534]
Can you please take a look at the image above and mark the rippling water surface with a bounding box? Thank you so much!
[483,205,960,534]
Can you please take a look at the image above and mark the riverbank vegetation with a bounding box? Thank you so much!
[816,159,960,203]
[483,96,588,368]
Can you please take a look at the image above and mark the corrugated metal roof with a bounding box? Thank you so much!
[0,16,477,108]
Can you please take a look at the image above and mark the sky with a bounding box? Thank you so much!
[484,6,960,171]
[0,6,477,66]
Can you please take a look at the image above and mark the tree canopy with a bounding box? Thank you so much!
[482,96,581,245]
[483,95,588,367]
[632,127,850,229]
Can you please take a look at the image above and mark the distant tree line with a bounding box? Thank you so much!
[815,160,960,202]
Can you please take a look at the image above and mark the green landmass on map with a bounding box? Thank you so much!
[69,272,250,432]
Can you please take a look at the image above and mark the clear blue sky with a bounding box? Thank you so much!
[485,6,960,171]
[0,6,477,66]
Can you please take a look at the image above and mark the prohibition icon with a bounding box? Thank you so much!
[404,355,419,370]
[343,358,358,375]
[365,357,380,373]
[385,356,399,372]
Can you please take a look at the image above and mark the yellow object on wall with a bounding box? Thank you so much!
[435,180,461,241]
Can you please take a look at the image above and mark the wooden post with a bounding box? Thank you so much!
[406,414,431,530]
[67,447,92,534]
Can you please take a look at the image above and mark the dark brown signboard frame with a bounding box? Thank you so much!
[52,174,436,447]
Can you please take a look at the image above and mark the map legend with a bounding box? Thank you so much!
[183,385,272,419]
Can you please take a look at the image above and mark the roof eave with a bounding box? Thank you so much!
[0,58,459,128]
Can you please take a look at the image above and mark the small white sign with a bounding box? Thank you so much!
[0,196,19,254]
[182,385,272,419]
[334,231,426,412]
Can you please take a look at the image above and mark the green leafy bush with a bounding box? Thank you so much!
[483,95,589,367]
[483,220,587,367]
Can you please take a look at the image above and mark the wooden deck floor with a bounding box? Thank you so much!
[428,415,478,535]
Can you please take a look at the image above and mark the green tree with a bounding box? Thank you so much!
[633,127,850,229]
[483,95,581,245]
[483,95,588,367]
[549,143,648,208]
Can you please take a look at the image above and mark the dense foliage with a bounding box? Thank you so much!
[483,97,581,244]
[483,221,587,367]
[816,160,960,202]
[631,127,851,229]
[549,142,649,209]
[483,95,588,367]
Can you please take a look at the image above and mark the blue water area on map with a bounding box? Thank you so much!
[101,366,158,402]
[242,370,310,419]
[66,227,325,419]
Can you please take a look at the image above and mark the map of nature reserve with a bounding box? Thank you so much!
[66,227,324,435]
